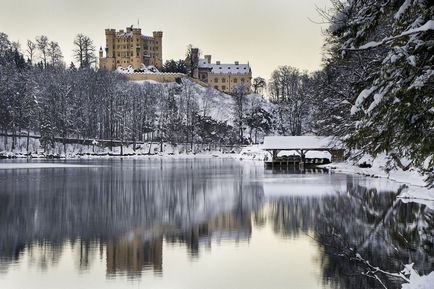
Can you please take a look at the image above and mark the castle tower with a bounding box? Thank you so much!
[191,48,199,79]
[105,29,116,59]
[152,31,163,69]
[99,29,116,70]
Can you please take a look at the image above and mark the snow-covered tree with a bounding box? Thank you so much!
[318,0,434,187]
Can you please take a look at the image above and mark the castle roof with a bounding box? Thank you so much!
[115,31,154,40]
[141,35,154,40]
[198,58,251,75]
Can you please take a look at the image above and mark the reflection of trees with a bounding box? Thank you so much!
[0,159,264,276]
[1,162,432,287]
[27,242,64,272]
[265,176,434,289]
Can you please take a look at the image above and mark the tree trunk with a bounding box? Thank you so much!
[4,128,7,150]
[26,131,30,154]
[11,128,16,150]
[255,129,258,144]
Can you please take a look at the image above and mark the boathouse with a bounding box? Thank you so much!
[262,136,345,168]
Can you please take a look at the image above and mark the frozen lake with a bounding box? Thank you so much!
[0,158,432,289]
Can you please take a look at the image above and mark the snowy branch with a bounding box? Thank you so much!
[343,20,434,51]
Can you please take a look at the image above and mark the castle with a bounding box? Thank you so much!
[99,26,163,71]
[190,48,252,94]
[99,27,252,94]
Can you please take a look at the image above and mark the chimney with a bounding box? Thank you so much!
[205,55,212,64]
[216,61,221,65]
[235,61,239,65]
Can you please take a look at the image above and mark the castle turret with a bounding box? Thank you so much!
[205,55,212,64]
[152,31,163,69]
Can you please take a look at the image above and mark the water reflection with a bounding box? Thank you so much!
[0,159,432,289]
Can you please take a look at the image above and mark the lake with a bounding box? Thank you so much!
[0,158,432,289]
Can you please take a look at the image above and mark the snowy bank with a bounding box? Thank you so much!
[237,145,271,161]
[401,264,434,289]
[0,163,99,169]
[320,153,434,209]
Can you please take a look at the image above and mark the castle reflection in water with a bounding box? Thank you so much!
[0,159,432,289]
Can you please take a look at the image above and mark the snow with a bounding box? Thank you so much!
[357,20,434,50]
[238,145,271,161]
[367,91,385,114]
[394,0,412,20]
[0,163,97,169]
[410,69,434,89]
[322,153,428,187]
[198,58,251,75]
[320,153,434,209]
[116,64,160,74]
[351,86,377,115]
[262,136,341,150]
[401,264,434,289]
[402,20,434,36]
[399,188,434,210]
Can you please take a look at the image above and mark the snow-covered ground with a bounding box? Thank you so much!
[401,263,434,289]
[0,163,98,169]
[319,153,434,209]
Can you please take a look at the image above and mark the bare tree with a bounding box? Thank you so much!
[269,66,311,136]
[232,83,249,144]
[36,35,49,67]
[26,40,36,64]
[252,77,266,94]
[47,41,63,67]
[73,34,96,69]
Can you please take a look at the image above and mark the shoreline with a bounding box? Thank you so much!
[1,151,433,208]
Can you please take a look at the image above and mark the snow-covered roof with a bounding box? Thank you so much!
[262,136,342,150]
[198,58,251,75]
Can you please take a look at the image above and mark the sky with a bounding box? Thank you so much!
[0,0,331,79]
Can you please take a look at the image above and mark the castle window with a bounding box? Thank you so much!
[233,78,238,83]
[222,85,226,91]
[214,86,218,89]
[214,78,218,83]
[222,78,226,83]
[241,78,245,82]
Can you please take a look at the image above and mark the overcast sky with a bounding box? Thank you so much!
[0,0,330,79]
